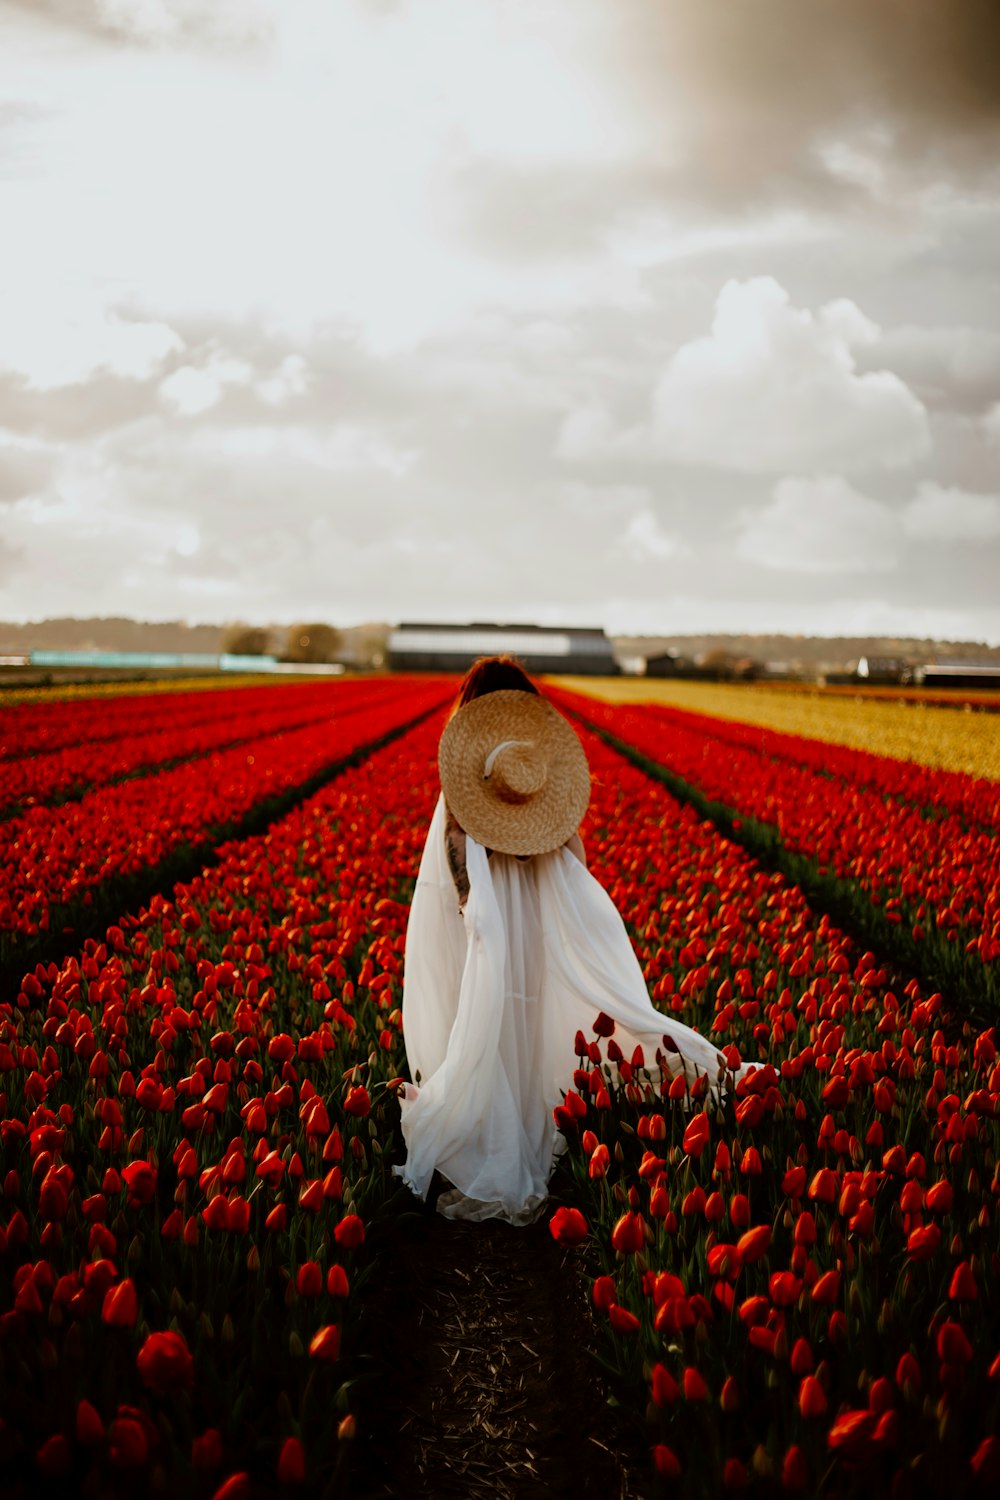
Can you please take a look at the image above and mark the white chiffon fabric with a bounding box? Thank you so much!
[393,793,736,1225]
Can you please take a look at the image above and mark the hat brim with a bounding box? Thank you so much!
[439,690,591,856]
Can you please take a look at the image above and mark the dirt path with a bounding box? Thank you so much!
[356,1178,645,1500]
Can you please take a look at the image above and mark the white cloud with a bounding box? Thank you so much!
[255,354,309,406]
[159,347,254,415]
[736,475,898,573]
[0,287,183,391]
[616,509,681,561]
[180,421,418,476]
[902,483,1000,542]
[558,278,931,475]
[42,0,273,48]
[983,402,1000,444]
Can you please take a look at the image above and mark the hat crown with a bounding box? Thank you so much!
[485,738,547,805]
[438,689,590,856]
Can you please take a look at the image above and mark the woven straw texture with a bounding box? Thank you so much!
[438,690,590,856]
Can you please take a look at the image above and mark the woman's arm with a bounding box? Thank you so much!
[444,804,470,912]
[564,830,587,867]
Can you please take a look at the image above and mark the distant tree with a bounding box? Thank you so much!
[221,625,272,657]
[282,623,343,664]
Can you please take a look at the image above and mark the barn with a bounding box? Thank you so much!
[387,622,617,675]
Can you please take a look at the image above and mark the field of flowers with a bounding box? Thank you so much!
[550,687,1000,1026]
[548,723,1000,1498]
[0,677,448,983]
[0,675,997,1497]
[550,675,1000,782]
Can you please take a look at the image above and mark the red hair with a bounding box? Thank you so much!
[450,654,540,717]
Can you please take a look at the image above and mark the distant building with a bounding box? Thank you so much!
[646,650,694,678]
[917,662,1000,691]
[856,655,917,685]
[387,622,617,675]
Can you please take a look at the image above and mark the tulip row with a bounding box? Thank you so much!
[0,709,446,1497]
[557,676,1000,783]
[0,677,449,968]
[0,678,408,819]
[601,697,1000,831]
[551,689,1000,1020]
[548,725,1000,1496]
[0,678,323,761]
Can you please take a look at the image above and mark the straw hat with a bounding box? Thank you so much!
[438,690,591,856]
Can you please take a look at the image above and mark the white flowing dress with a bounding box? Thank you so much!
[393,792,735,1225]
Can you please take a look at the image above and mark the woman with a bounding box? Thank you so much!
[393,655,738,1225]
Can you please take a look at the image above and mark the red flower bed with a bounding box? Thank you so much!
[549,727,1000,1496]
[0,709,445,1495]
[0,678,449,950]
[0,680,331,761]
[552,690,1000,1006]
[0,679,411,818]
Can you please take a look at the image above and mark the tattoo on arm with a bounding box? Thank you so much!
[444,807,470,910]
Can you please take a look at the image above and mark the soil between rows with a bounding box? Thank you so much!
[354,1175,647,1500]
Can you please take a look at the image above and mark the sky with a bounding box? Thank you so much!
[0,0,999,640]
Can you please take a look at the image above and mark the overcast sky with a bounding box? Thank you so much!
[1,0,999,640]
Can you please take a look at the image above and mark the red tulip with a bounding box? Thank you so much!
[736,1225,771,1263]
[651,1364,679,1406]
[137,1330,194,1395]
[653,1446,681,1478]
[76,1399,105,1444]
[948,1261,978,1301]
[277,1437,305,1483]
[36,1434,71,1478]
[549,1207,588,1245]
[122,1160,157,1206]
[610,1210,646,1255]
[592,1275,616,1311]
[906,1223,941,1261]
[327,1264,350,1298]
[937,1321,973,1365]
[334,1215,365,1250]
[211,1475,250,1500]
[809,1269,839,1305]
[102,1278,138,1328]
[826,1410,877,1457]
[729,1192,751,1229]
[707,1244,743,1280]
[107,1415,149,1467]
[782,1166,806,1198]
[925,1179,954,1214]
[895,1352,921,1393]
[798,1375,828,1418]
[782,1446,808,1491]
[192,1429,224,1469]
[971,1437,1000,1486]
[683,1367,708,1402]
[344,1086,371,1117]
[682,1113,710,1158]
[808,1168,837,1204]
[268,1034,296,1064]
[202,1195,230,1232]
[608,1304,640,1335]
[719,1375,740,1412]
[308,1325,340,1362]
[296,1262,323,1297]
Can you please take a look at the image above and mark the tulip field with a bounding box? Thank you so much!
[0,675,998,1497]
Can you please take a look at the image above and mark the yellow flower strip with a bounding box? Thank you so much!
[546,676,1000,783]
